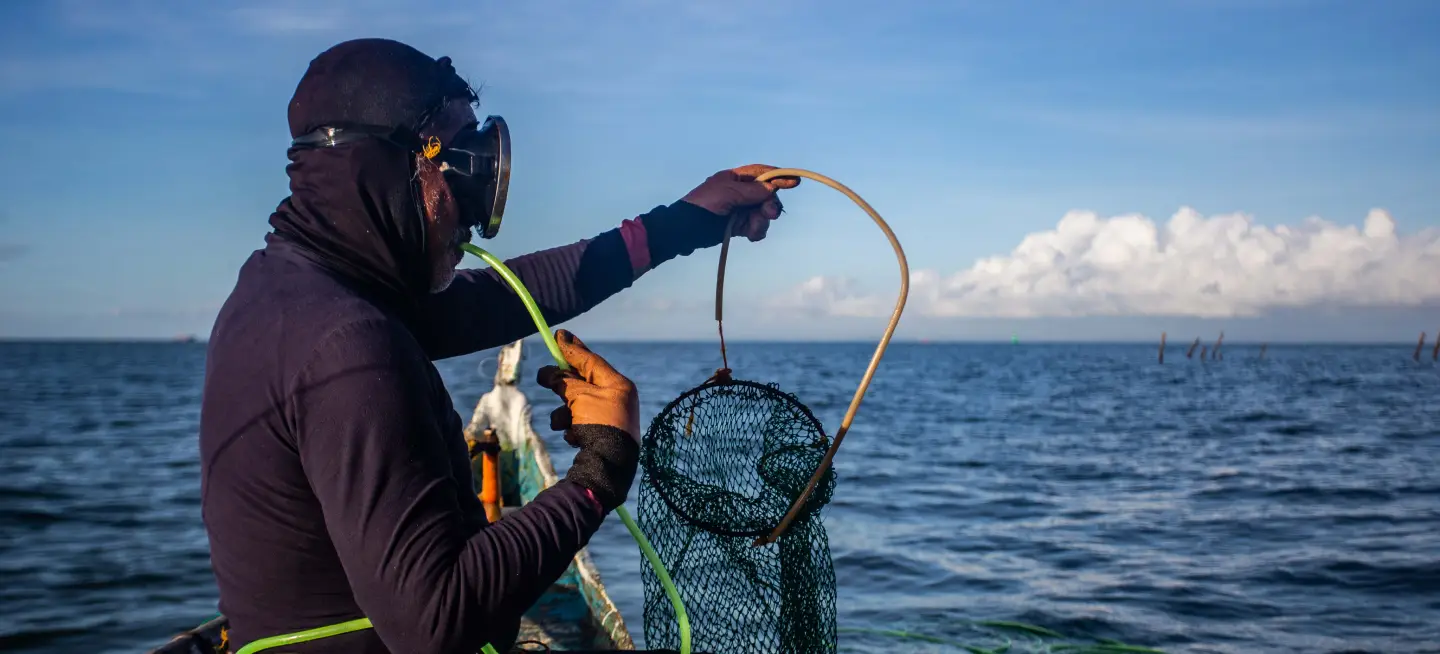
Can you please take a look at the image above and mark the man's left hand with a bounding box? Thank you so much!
[680,164,801,242]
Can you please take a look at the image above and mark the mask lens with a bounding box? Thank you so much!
[438,148,478,176]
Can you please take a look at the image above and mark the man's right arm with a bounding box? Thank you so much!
[287,319,630,653]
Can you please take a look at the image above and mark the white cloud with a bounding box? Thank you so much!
[766,275,896,318]
[772,208,1440,319]
[228,6,351,35]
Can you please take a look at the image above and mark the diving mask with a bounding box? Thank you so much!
[436,116,510,240]
[289,115,512,240]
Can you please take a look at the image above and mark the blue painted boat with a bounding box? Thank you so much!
[150,340,635,652]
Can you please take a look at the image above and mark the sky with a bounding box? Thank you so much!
[0,0,1437,342]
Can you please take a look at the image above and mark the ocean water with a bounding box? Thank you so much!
[1,340,1438,653]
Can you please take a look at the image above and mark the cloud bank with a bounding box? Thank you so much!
[772,208,1440,319]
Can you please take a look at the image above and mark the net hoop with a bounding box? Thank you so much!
[641,376,833,539]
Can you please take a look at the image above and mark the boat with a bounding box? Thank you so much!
[150,339,635,653]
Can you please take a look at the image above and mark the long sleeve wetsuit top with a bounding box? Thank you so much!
[200,195,726,653]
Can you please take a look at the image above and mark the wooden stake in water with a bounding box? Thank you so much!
[1212,331,1225,360]
[1159,331,1167,363]
[1200,345,1209,361]
[1416,332,1427,362]
[1186,337,1200,359]
[1432,329,1439,361]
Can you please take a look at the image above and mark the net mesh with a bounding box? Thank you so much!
[638,377,838,654]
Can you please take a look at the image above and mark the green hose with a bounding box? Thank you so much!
[461,243,693,654]
[235,619,502,654]
[234,618,372,654]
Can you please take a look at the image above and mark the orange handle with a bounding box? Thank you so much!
[472,428,503,523]
[480,450,501,520]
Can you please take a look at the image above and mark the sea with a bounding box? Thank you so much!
[1,340,1437,653]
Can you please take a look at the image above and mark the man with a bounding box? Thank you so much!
[198,38,797,653]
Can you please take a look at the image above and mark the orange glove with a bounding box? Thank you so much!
[680,164,801,242]
[536,330,641,444]
[537,330,641,512]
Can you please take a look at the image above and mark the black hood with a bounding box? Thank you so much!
[266,38,475,314]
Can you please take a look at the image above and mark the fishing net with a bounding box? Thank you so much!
[638,374,838,653]
[633,170,911,654]
[634,201,881,654]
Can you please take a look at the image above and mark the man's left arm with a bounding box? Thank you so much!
[416,199,729,360]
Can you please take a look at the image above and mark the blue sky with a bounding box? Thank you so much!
[1,0,1437,342]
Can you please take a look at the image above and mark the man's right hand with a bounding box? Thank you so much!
[536,329,641,443]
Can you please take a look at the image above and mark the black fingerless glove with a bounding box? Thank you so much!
[563,424,640,513]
